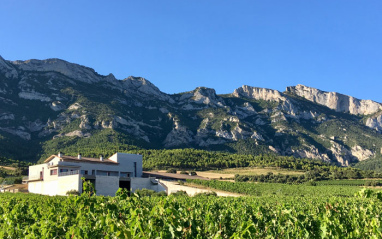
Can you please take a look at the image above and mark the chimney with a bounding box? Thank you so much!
[100,155,104,161]
[78,153,82,160]
[58,152,63,157]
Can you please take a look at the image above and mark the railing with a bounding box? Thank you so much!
[58,170,80,177]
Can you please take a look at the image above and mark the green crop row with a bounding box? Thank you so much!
[1,189,382,238]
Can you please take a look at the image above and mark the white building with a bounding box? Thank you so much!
[25,152,166,196]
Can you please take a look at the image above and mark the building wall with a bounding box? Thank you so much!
[109,153,143,177]
[57,175,81,196]
[95,175,119,196]
[28,180,58,196]
[131,178,166,193]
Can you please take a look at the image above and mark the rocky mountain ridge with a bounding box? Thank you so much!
[1,55,382,166]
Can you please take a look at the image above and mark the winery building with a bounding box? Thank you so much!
[24,152,165,196]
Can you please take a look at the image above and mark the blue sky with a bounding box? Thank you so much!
[1,1,382,102]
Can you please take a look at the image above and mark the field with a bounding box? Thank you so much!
[1,181,382,238]
[197,167,304,179]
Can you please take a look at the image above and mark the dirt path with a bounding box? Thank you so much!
[160,180,243,197]
[0,166,17,171]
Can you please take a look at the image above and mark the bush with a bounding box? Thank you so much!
[115,188,130,198]
[166,168,177,174]
[66,190,79,196]
[134,188,156,197]
[180,171,188,175]
[307,181,317,186]
[189,171,197,176]
[193,191,217,197]
[154,191,167,197]
[171,190,188,196]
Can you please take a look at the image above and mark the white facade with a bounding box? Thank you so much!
[26,153,165,196]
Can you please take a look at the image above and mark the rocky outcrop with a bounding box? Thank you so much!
[50,101,66,111]
[163,116,194,147]
[365,113,382,132]
[120,76,173,102]
[287,84,382,115]
[0,55,18,79]
[18,90,51,102]
[0,127,31,140]
[0,113,15,120]
[11,58,107,84]
[179,87,225,109]
[233,85,286,102]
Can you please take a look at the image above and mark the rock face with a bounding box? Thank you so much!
[233,85,286,102]
[366,113,382,132]
[1,55,382,166]
[287,84,382,115]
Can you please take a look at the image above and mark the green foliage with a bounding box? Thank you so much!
[235,167,380,184]
[0,176,22,185]
[134,188,166,197]
[128,148,337,171]
[2,189,382,237]
[134,188,156,197]
[187,179,361,197]
[193,191,217,197]
[115,188,130,199]
[165,168,177,174]
[66,190,79,196]
[81,177,96,196]
[170,190,188,196]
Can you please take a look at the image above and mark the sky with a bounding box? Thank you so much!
[1,1,382,102]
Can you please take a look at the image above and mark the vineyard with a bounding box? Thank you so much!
[186,179,362,197]
[1,185,382,238]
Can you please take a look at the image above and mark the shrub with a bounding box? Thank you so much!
[307,181,317,186]
[66,190,79,196]
[115,188,130,199]
[154,191,167,197]
[166,168,177,174]
[180,171,188,175]
[189,171,197,176]
[171,190,188,196]
[194,191,217,197]
[134,188,156,197]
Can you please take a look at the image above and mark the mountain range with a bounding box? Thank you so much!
[1,55,382,167]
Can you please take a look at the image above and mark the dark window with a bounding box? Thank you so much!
[134,162,137,177]
[81,170,88,175]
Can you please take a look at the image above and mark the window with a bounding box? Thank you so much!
[50,169,57,175]
[59,169,68,173]
[80,170,88,175]
[134,162,137,177]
